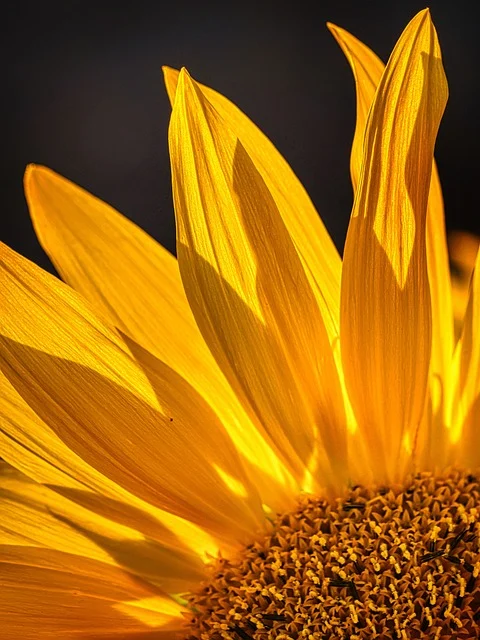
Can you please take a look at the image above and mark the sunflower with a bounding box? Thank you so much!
[1,8,479,639]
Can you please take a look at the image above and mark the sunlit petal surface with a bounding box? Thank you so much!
[25,165,293,513]
[1,8,478,639]
[0,242,264,542]
[340,10,448,481]
[169,69,348,491]
[449,230,480,338]
[329,17,454,470]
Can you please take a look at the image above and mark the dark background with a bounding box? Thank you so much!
[2,0,479,274]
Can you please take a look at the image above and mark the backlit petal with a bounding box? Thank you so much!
[329,20,454,466]
[327,23,384,195]
[25,165,292,513]
[0,243,264,542]
[340,10,448,481]
[163,67,341,344]
[169,69,348,490]
[0,545,183,639]
[0,370,222,561]
[0,464,206,593]
[449,230,480,338]
[451,250,480,467]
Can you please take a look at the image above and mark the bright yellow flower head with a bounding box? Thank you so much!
[1,8,479,639]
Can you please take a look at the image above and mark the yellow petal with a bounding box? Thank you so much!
[0,463,206,594]
[166,70,353,481]
[449,230,480,338]
[340,10,448,481]
[422,170,454,465]
[169,69,348,490]
[163,66,341,345]
[0,243,264,542]
[0,545,183,639]
[0,372,86,489]
[25,164,292,513]
[0,367,224,562]
[451,249,480,467]
[327,23,385,195]
[24,164,194,366]
[329,19,454,466]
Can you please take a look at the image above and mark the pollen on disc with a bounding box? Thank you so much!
[184,470,479,639]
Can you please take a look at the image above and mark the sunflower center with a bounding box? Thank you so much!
[184,470,480,639]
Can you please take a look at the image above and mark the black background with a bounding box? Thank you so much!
[2,0,479,274]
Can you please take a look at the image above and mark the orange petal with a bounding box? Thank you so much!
[449,230,480,338]
[451,248,480,467]
[329,19,454,467]
[340,10,448,481]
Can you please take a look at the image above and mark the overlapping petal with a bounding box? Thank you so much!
[329,18,454,467]
[25,165,293,513]
[451,249,480,467]
[0,242,264,542]
[0,370,223,562]
[326,23,385,195]
[1,546,183,639]
[340,10,448,480]
[169,69,348,490]
[449,230,479,338]
[163,66,341,344]
[0,463,206,593]
[0,14,471,638]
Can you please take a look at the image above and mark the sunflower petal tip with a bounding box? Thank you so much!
[24,163,55,184]
[176,67,201,103]
[24,165,62,206]
[163,66,181,107]
[162,65,180,81]
[417,7,432,23]
[327,23,353,51]
[24,163,43,183]
[24,164,41,199]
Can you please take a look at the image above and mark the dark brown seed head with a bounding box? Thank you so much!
[185,470,479,639]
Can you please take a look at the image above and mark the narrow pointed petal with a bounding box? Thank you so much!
[449,230,480,338]
[169,69,348,489]
[423,173,454,461]
[0,464,206,594]
[329,20,454,462]
[451,250,480,467]
[340,10,448,480]
[327,23,385,194]
[25,165,291,513]
[0,243,264,541]
[0,365,230,563]
[163,66,341,344]
[0,372,87,489]
[0,369,223,557]
[24,165,194,369]
[0,546,183,639]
